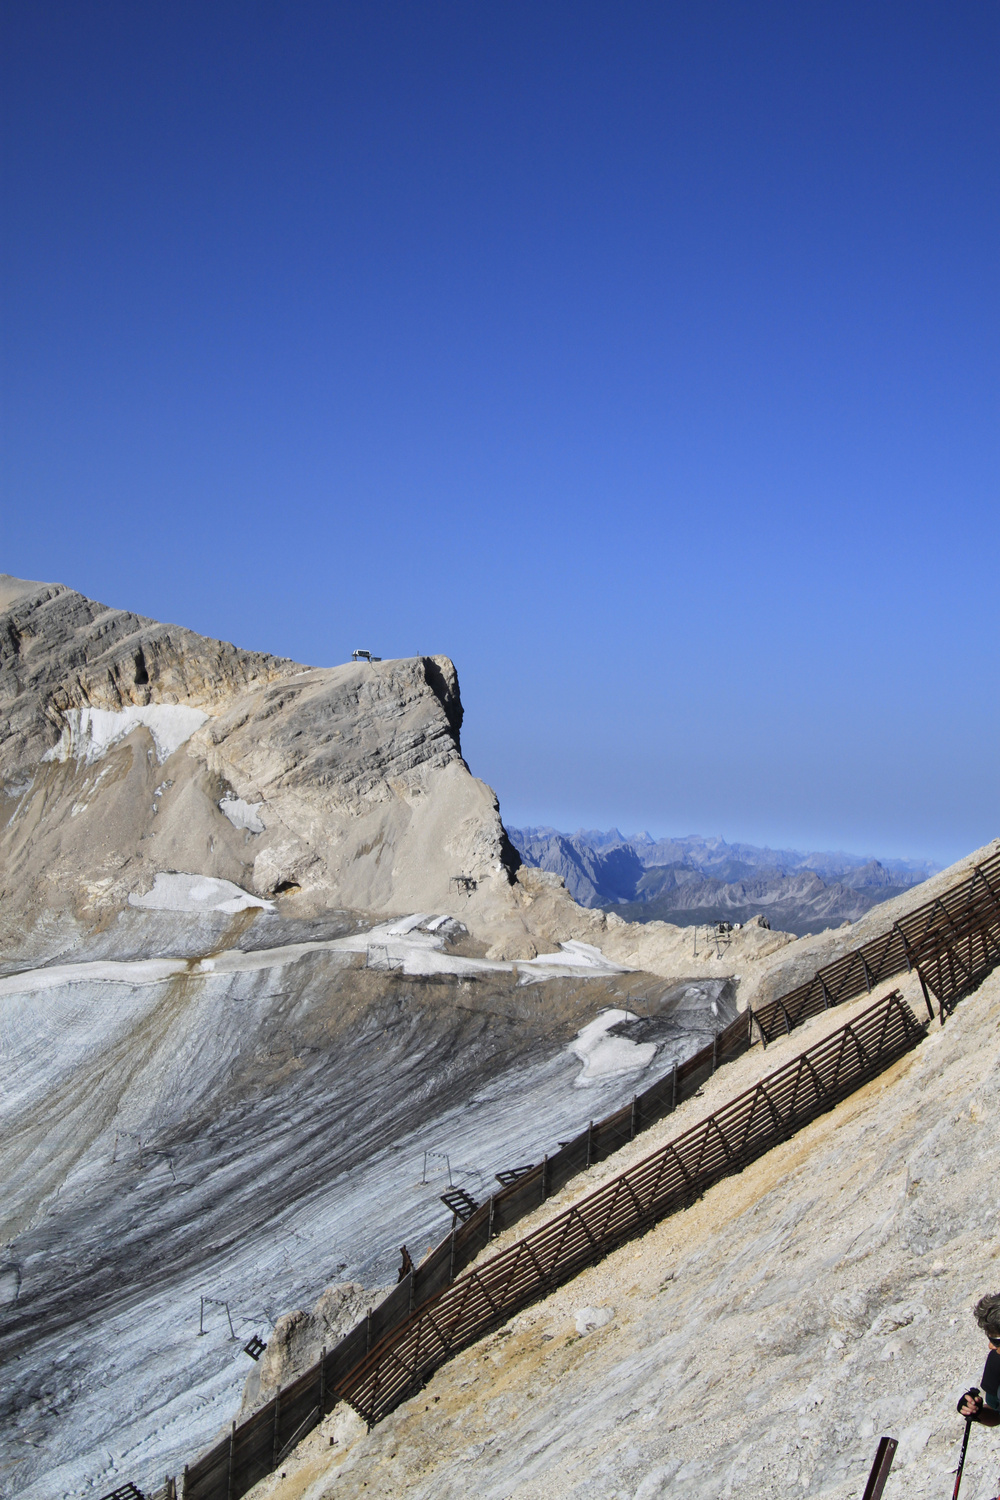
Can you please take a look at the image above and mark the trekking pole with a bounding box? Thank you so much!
[952,1387,981,1500]
[952,1415,973,1500]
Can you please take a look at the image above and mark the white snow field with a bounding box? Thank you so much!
[42,706,210,767]
[569,1009,658,1083]
[0,907,726,1500]
[129,873,276,915]
[217,796,267,834]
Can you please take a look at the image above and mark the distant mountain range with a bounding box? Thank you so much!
[506,827,939,938]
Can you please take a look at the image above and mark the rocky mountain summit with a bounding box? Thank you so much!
[0,575,521,951]
[0,575,806,984]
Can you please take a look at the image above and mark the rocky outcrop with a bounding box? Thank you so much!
[0,574,300,774]
[0,576,519,946]
[238,1282,387,1420]
[0,575,807,979]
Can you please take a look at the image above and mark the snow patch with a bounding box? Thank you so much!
[515,940,628,986]
[129,873,274,915]
[44,706,209,766]
[0,957,189,1000]
[569,1009,656,1086]
[219,796,266,834]
[525,940,625,972]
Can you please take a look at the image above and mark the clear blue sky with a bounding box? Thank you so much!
[2,2,997,866]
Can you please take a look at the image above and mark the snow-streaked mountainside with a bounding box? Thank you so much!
[0,576,792,1498]
[0,576,979,1498]
[508,827,939,936]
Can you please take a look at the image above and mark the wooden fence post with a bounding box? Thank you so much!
[860,1435,897,1500]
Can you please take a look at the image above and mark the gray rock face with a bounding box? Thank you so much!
[0,577,518,949]
[508,828,644,907]
[0,574,300,775]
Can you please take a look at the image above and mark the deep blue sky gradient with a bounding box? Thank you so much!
[2,2,997,864]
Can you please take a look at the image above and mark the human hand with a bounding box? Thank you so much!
[958,1388,983,1418]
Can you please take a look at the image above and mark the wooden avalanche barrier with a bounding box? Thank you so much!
[177,850,1000,1497]
[337,989,925,1426]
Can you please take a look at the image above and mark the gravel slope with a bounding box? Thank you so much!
[255,965,1000,1500]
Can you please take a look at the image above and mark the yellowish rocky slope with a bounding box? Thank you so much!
[249,966,1000,1500]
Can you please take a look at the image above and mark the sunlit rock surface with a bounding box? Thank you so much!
[5,575,982,1498]
[253,968,1000,1500]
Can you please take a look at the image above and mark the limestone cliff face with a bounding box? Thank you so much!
[0,574,299,771]
[193,651,517,911]
[0,575,518,947]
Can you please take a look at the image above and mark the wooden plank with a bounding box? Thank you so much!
[368,1278,411,1344]
[183,1441,231,1500]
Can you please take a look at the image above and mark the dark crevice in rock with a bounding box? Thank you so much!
[422,656,463,744]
